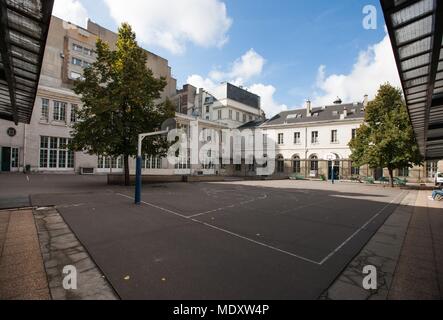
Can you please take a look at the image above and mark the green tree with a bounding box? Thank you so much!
[349,83,423,187]
[71,23,175,185]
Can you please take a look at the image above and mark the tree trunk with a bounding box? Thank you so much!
[388,167,394,188]
[124,154,130,186]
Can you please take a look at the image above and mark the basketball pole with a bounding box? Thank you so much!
[135,130,169,205]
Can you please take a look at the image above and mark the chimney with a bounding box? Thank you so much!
[363,95,369,108]
[306,100,312,117]
[341,107,348,120]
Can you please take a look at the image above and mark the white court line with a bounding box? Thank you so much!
[117,193,189,219]
[188,194,268,219]
[318,191,407,265]
[116,190,407,266]
[116,192,321,265]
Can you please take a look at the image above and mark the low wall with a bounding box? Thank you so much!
[107,174,228,185]
[107,174,184,185]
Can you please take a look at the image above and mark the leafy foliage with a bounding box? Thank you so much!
[70,23,175,184]
[349,83,423,186]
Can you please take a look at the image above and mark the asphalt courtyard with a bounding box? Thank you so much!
[1,174,408,299]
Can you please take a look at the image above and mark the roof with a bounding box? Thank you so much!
[237,119,266,130]
[381,0,443,160]
[263,103,365,127]
[0,0,54,125]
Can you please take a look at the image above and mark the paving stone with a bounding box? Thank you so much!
[0,272,49,299]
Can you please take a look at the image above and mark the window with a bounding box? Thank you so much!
[40,136,74,169]
[310,155,319,171]
[278,133,284,145]
[84,48,93,56]
[70,71,83,80]
[218,110,222,120]
[399,167,410,177]
[236,112,240,121]
[229,110,233,119]
[71,104,78,123]
[235,164,242,172]
[98,156,123,169]
[351,163,360,176]
[206,106,210,113]
[243,114,247,123]
[41,98,49,121]
[427,161,438,178]
[73,43,83,52]
[277,155,285,173]
[53,101,67,121]
[249,115,253,122]
[352,129,357,140]
[294,132,301,144]
[293,156,301,173]
[311,131,319,144]
[331,130,338,143]
[83,61,92,68]
[142,156,162,169]
[72,57,82,66]
[11,148,19,168]
[175,150,191,170]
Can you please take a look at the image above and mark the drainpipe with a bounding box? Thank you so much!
[23,124,27,173]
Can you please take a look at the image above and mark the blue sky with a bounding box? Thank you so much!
[53,0,401,117]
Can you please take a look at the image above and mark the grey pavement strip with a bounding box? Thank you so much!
[34,207,119,300]
[320,190,417,300]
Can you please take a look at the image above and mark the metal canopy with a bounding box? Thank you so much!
[381,0,443,160]
[0,0,54,125]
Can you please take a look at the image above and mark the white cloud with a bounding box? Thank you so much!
[312,33,401,107]
[103,0,232,54]
[187,49,287,118]
[210,49,266,84]
[53,0,89,28]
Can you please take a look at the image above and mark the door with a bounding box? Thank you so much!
[328,161,340,180]
[1,147,11,172]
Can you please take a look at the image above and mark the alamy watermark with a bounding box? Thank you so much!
[363,5,378,30]
[165,120,276,175]
[362,265,378,290]
[63,265,78,290]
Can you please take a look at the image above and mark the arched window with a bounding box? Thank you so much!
[292,155,301,173]
[310,155,319,171]
[277,155,285,173]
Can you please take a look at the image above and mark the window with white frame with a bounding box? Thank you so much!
[71,104,78,123]
[352,129,357,140]
[293,155,301,173]
[243,114,247,123]
[41,98,49,121]
[73,43,83,52]
[351,162,360,176]
[72,57,82,66]
[83,48,93,56]
[40,136,74,169]
[236,112,240,121]
[278,133,284,145]
[97,156,123,169]
[53,101,67,121]
[175,149,191,170]
[311,131,319,144]
[399,167,410,177]
[218,110,222,120]
[294,132,301,144]
[427,161,438,178]
[331,130,338,143]
[229,110,233,119]
[11,148,19,168]
[142,156,162,169]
